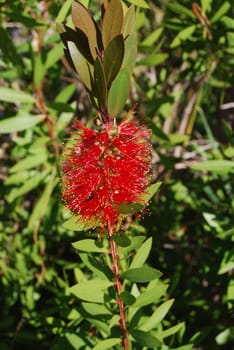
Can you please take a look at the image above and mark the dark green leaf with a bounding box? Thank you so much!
[112,233,131,247]
[107,67,131,117]
[102,0,123,48]
[130,329,162,347]
[103,35,124,86]
[121,291,136,305]
[93,57,107,110]
[122,266,162,282]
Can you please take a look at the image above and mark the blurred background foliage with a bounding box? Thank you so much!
[0,0,233,349]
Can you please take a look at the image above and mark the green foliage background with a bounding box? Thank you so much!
[0,0,233,349]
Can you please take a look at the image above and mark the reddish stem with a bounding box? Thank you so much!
[108,229,129,350]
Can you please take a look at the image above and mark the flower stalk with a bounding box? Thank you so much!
[108,227,129,350]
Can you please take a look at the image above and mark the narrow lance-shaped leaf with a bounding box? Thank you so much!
[93,57,107,110]
[122,5,136,37]
[102,0,123,48]
[71,1,97,59]
[103,34,124,86]
[122,33,137,74]
[67,41,93,90]
[107,67,131,117]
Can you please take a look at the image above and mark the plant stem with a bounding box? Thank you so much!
[108,230,129,350]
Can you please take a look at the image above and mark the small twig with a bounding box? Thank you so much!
[108,228,129,350]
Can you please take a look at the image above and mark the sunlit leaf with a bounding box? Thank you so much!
[72,239,108,253]
[122,5,136,37]
[0,115,45,133]
[140,299,175,331]
[127,0,149,9]
[130,238,152,269]
[93,338,121,350]
[69,280,113,303]
[0,87,35,103]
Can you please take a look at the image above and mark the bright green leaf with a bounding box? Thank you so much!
[140,299,175,331]
[122,5,136,37]
[127,0,150,9]
[0,87,35,103]
[131,284,168,308]
[210,2,231,23]
[93,338,121,350]
[69,280,113,303]
[191,160,234,173]
[0,115,44,134]
[170,25,196,48]
[10,153,47,173]
[130,237,152,269]
[72,239,108,253]
[138,53,168,66]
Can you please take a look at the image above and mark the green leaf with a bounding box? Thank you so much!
[62,215,98,231]
[72,239,108,253]
[170,25,196,48]
[210,2,231,23]
[131,284,168,308]
[102,0,123,49]
[103,35,124,86]
[156,322,185,340]
[127,0,149,9]
[28,168,56,231]
[123,266,162,282]
[45,44,64,69]
[140,299,175,331]
[0,115,45,134]
[130,329,162,347]
[167,2,195,18]
[93,57,107,110]
[82,302,111,316]
[93,338,121,350]
[71,1,97,59]
[69,280,113,303]
[141,27,164,46]
[122,33,138,74]
[0,87,35,103]
[56,0,73,22]
[121,291,136,305]
[191,160,234,173]
[107,67,130,117]
[7,172,46,203]
[141,182,162,202]
[55,83,76,103]
[138,53,168,66]
[130,237,152,269]
[10,153,47,173]
[67,41,93,90]
[117,202,144,215]
[122,5,136,37]
[112,233,131,247]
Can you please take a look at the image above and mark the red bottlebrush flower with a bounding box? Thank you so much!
[61,118,151,232]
